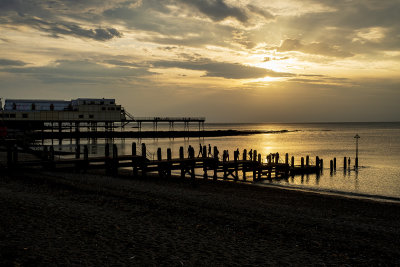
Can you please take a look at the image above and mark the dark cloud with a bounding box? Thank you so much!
[247,4,274,20]
[270,39,354,58]
[0,0,123,41]
[0,59,27,66]
[152,59,294,79]
[178,0,248,22]
[15,16,122,41]
[1,60,155,84]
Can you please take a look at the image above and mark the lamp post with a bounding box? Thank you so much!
[354,134,360,169]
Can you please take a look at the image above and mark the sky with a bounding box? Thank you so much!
[0,0,399,123]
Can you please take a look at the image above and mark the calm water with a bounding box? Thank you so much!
[50,122,400,200]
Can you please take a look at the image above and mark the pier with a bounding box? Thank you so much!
[3,142,322,181]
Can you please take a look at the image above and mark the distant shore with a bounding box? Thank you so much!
[29,129,294,139]
[1,168,400,265]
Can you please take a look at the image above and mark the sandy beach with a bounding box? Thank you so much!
[1,168,400,266]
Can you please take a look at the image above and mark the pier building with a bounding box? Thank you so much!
[0,98,205,136]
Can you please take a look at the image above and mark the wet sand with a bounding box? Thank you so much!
[1,169,400,265]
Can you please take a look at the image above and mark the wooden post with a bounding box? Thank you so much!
[330,160,333,172]
[167,148,172,177]
[344,157,347,170]
[213,146,218,181]
[141,143,147,177]
[285,153,289,165]
[132,142,138,177]
[291,156,294,169]
[105,143,110,157]
[348,158,351,169]
[74,144,80,172]
[275,153,279,164]
[132,142,136,156]
[253,150,258,181]
[157,147,162,161]
[320,159,324,169]
[234,150,238,182]
[301,157,304,168]
[316,156,320,169]
[223,150,227,180]
[190,155,195,182]
[157,148,162,177]
[75,144,80,159]
[258,154,262,180]
[334,157,336,170]
[83,145,88,172]
[203,146,208,179]
[180,146,185,178]
[306,155,309,167]
[112,144,118,176]
[242,149,247,181]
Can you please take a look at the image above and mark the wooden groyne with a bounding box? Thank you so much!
[4,142,322,182]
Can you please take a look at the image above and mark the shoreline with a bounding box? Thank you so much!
[1,168,400,265]
[257,181,400,204]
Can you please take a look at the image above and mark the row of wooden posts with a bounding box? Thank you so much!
[329,157,357,172]
[6,142,324,181]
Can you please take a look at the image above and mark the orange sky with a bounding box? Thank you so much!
[0,0,399,122]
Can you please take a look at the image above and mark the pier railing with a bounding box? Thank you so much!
[132,117,206,122]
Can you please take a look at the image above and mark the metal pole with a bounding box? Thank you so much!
[354,134,360,169]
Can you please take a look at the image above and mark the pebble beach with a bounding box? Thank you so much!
[1,169,400,265]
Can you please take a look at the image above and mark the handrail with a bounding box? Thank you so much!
[132,117,206,122]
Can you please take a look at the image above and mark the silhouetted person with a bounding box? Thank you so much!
[208,144,212,156]
[214,147,219,160]
[249,149,253,160]
[198,143,203,157]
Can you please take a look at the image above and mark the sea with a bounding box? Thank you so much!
[49,122,400,201]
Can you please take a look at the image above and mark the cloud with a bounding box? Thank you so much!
[271,39,353,58]
[0,0,123,41]
[152,58,294,79]
[178,0,248,23]
[0,59,27,66]
[14,17,122,41]
[247,4,274,20]
[1,60,155,84]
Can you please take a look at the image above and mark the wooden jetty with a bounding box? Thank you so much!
[3,142,322,182]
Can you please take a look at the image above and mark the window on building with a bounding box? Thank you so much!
[116,107,121,111]
[22,114,28,118]
[10,114,16,118]
[79,114,84,119]
[89,114,94,119]
[101,107,106,111]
